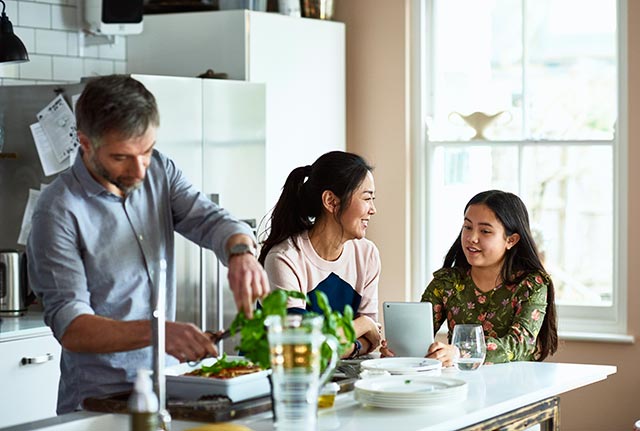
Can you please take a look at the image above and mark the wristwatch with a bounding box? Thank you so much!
[228,243,256,259]
[349,339,362,359]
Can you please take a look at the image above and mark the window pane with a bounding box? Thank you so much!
[430,0,522,141]
[428,0,616,142]
[526,0,617,140]
[520,145,613,305]
[428,144,613,307]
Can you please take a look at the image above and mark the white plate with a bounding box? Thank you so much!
[359,357,442,375]
[354,375,467,408]
[165,357,271,403]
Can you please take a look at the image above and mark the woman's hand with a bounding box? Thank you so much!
[353,315,383,352]
[426,341,459,367]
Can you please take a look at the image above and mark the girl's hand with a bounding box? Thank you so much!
[426,341,459,367]
[379,339,395,358]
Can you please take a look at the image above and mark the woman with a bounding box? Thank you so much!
[383,190,557,366]
[259,151,382,358]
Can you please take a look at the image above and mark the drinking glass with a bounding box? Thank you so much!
[265,314,338,431]
[451,324,486,371]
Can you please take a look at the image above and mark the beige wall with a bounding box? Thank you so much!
[336,1,640,430]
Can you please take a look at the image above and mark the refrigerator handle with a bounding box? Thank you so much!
[199,193,221,331]
[199,247,206,331]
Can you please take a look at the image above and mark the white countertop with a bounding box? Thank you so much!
[0,361,616,431]
[234,361,617,431]
[0,311,51,342]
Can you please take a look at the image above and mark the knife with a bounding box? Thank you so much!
[205,328,232,344]
[186,329,233,367]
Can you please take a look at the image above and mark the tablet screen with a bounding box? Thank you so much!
[383,302,434,357]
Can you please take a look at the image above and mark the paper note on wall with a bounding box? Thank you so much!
[17,189,41,246]
[30,123,73,176]
[36,94,79,163]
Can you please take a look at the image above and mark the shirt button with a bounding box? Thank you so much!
[138,234,144,241]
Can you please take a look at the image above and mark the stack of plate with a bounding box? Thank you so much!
[359,357,442,375]
[354,375,468,409]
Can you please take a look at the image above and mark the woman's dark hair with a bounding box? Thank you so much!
[443,190,558,361]
[258,151,373,264]
[75,74,159,146]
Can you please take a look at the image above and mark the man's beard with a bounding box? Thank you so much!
[87,153,143,195]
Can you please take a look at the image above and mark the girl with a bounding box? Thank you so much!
[385,190,557,365]
[259,151,382,358]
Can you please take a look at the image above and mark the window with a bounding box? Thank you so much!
[413,0,629,338]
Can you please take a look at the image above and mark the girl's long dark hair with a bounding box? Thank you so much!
[258,151,373,265]
[443,190,558,361]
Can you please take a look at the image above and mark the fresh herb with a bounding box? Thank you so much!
[198,353,251,375]
[230,289,356,371]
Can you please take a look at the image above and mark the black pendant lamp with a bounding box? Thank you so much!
[0,0,29,65]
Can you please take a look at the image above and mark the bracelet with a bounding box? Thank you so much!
[349,339,362,359]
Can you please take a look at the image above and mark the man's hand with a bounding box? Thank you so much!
[227,252,270,319]
[165,321,218,362]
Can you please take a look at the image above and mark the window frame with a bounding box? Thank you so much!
[410,0,631,341]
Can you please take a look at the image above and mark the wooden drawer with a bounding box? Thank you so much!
[0,333,61,427]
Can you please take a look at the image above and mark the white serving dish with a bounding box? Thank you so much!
[165,357,271,402]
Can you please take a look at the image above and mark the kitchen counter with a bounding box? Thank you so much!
[0,311,51,342]
[0,361,616,431]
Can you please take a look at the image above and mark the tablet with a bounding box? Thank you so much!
[383,302,434,358]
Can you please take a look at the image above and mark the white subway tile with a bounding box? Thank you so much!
[1,79,38,86]
[53,56,83,82]
[67,31,79,56]
[35,0,65,5]
[82,43,99,58]
[114,61,126,74]
[51,5,78,30]
[5,1,18,19]
[19,54,53,80]
[36,29,68,55]
[18,2,51,28]
[83,59,114,77]
[13,26,36,53]
[0,64,20,79]
[98,36,126,60]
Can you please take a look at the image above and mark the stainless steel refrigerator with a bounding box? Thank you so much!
[0,75,266,354]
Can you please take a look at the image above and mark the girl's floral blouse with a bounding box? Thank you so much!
[421,267,550,363]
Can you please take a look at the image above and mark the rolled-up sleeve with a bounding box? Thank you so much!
[28,205,95,341]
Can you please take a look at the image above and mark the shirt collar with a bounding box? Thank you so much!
[71,149,116,199]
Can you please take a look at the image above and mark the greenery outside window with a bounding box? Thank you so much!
[413,0,629,338]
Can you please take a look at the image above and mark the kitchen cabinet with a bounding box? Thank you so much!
[127,10,346,208]
[0,331,60,427]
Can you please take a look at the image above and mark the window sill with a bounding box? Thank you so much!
[558,331,635,344]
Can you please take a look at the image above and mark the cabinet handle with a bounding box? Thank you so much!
[21,353,54,365]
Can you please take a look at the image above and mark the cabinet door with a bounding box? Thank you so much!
[248,12,346,209]
[0,334,61,427]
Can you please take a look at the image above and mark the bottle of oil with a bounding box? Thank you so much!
[128,369,159,431]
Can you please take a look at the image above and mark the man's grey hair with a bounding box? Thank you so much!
[75,74,160,148]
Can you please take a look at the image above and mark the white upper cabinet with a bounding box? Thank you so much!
[127,10,346,211]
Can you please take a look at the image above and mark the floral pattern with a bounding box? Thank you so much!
[421,268,550,363]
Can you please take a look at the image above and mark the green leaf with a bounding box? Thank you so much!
[231,289,356,371]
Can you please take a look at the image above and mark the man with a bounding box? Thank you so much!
[27,75,270,414]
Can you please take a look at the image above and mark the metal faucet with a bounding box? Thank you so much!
[152,259,172,431]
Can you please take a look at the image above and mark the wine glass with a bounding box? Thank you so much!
[451,324,486,371]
